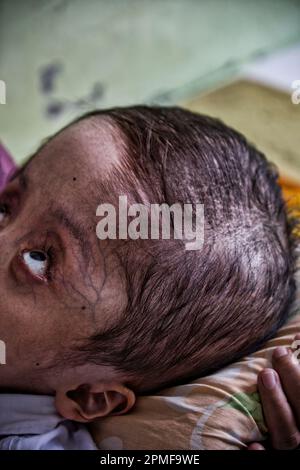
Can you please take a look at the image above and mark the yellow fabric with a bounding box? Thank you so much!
[280,177,300,237]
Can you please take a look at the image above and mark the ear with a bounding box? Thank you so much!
[55,383,136,422]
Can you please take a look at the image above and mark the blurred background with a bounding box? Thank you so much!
[0,0,300,189]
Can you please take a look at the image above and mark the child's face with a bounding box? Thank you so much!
[0,120,127,392]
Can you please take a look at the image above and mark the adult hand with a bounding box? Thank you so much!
[248,334,300,450]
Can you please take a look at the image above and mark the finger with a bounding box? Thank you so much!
[272,338,300,425]
[247,443,265,450]
[258,368,300,450]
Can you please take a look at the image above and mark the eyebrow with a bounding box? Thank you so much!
[10,169,92,257]
[50,207,91,257]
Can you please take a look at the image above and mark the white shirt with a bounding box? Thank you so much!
[0,394,97,450]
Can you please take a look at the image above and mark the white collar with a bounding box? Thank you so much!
[0,394,64,436]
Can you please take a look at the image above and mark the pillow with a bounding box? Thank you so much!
[90,310,300,450]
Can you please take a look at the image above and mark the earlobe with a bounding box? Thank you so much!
[55,383,136,423]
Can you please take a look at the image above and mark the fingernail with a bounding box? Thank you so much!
[261,370,277,390]
[273,347,288,359]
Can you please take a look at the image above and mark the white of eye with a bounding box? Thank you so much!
[22,250,48,277]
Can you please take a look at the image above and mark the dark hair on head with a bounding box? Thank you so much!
[74,105,297,393]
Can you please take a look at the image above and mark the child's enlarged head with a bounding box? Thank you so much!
[0,106,296,419]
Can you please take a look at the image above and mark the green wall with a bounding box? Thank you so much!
[1,0,300,162]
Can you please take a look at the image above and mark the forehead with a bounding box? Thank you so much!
[28,118,124,184]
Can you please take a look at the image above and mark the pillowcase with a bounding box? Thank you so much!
[90,310,300,450]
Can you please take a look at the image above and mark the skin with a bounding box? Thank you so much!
[248,334,300,450]
[0,118,135,422]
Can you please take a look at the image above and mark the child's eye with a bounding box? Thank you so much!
[22,250,51,278]
[0,203,9,224]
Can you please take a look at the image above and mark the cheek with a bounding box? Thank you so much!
[0,293,87,366]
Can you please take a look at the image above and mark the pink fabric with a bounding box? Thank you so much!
[0,143,16,191]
